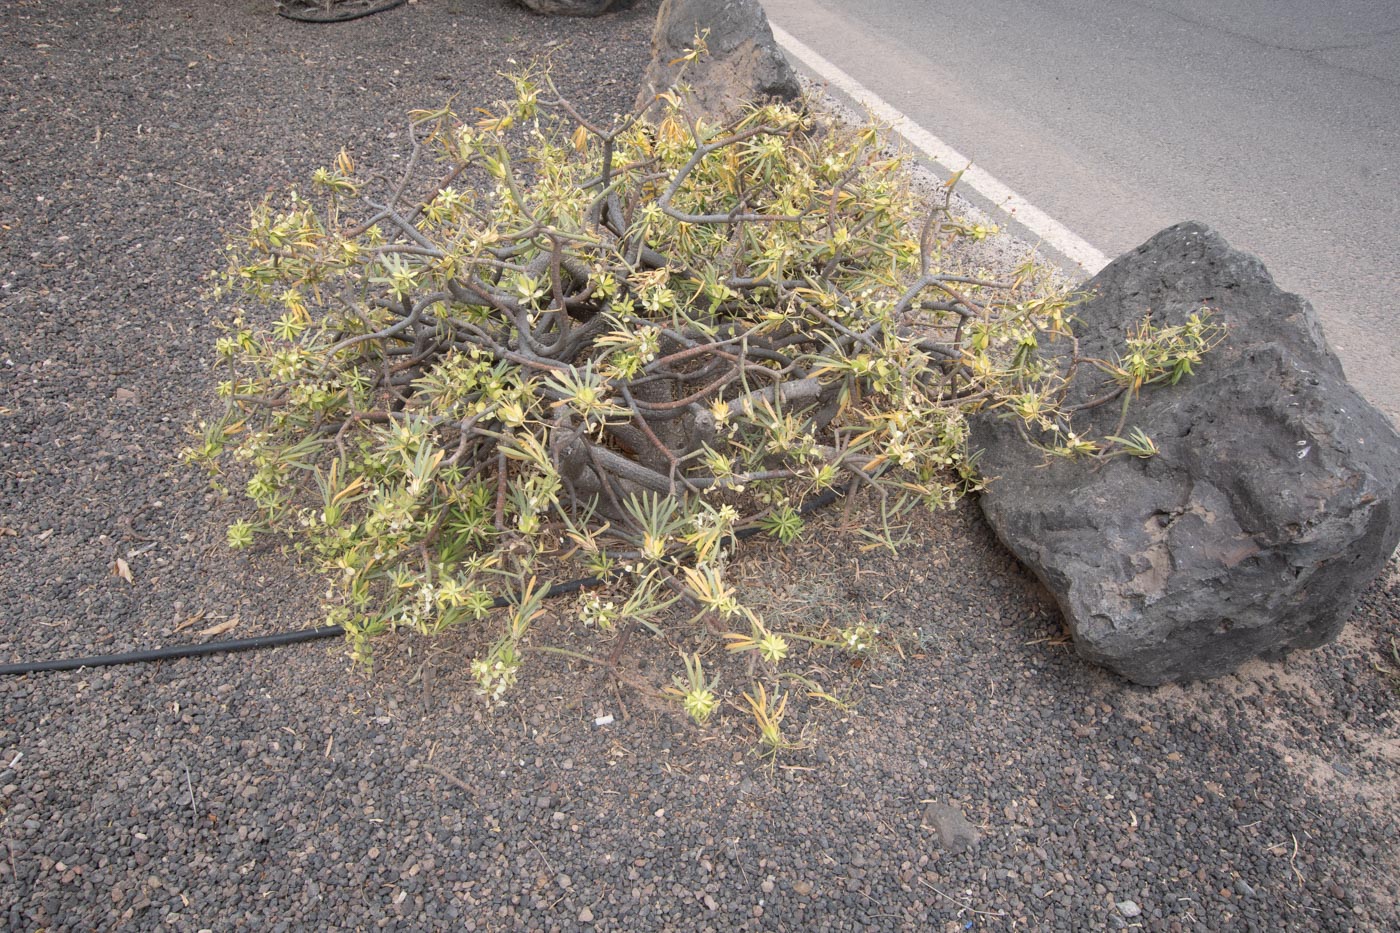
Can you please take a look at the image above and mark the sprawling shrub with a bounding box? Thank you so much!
[190,65,1217,744]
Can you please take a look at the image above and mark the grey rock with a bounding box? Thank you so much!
[636,0,801,121]
[1117,900,1142,918]
[513,0,619,15]
[970,222,1400,685]
[922,802,980,854]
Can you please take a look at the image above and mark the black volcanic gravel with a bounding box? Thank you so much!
[3,2,1399,930]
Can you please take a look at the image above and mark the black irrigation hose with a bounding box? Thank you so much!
[0,626,350,676]
[277,0,406,24]
[0,487,845,676]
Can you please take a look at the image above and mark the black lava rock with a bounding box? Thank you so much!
[513,0,619,15]
[637,0,801,120]
[971,222,1400,684]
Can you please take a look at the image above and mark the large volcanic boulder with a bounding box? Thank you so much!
[970,222,1400,685]
[513,0,619,16]
[636,0,801,121]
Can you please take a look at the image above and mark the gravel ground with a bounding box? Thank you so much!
[3,1,1399,930]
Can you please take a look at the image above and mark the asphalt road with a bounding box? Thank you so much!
[761,0,1400,424]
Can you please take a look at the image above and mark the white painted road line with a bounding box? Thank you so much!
[770,24,1111,274]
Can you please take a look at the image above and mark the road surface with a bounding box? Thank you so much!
[761,0,1400,424]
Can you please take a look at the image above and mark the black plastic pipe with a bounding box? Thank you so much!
[0,487,842,676]
[277,0,407,24]
[0,626,350,676]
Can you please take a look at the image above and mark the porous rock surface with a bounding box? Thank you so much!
[637,0,800,120]
[971,222,1400,685]
[513,0,620,16]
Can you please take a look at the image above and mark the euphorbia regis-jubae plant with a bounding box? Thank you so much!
[189,58,1220,747]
